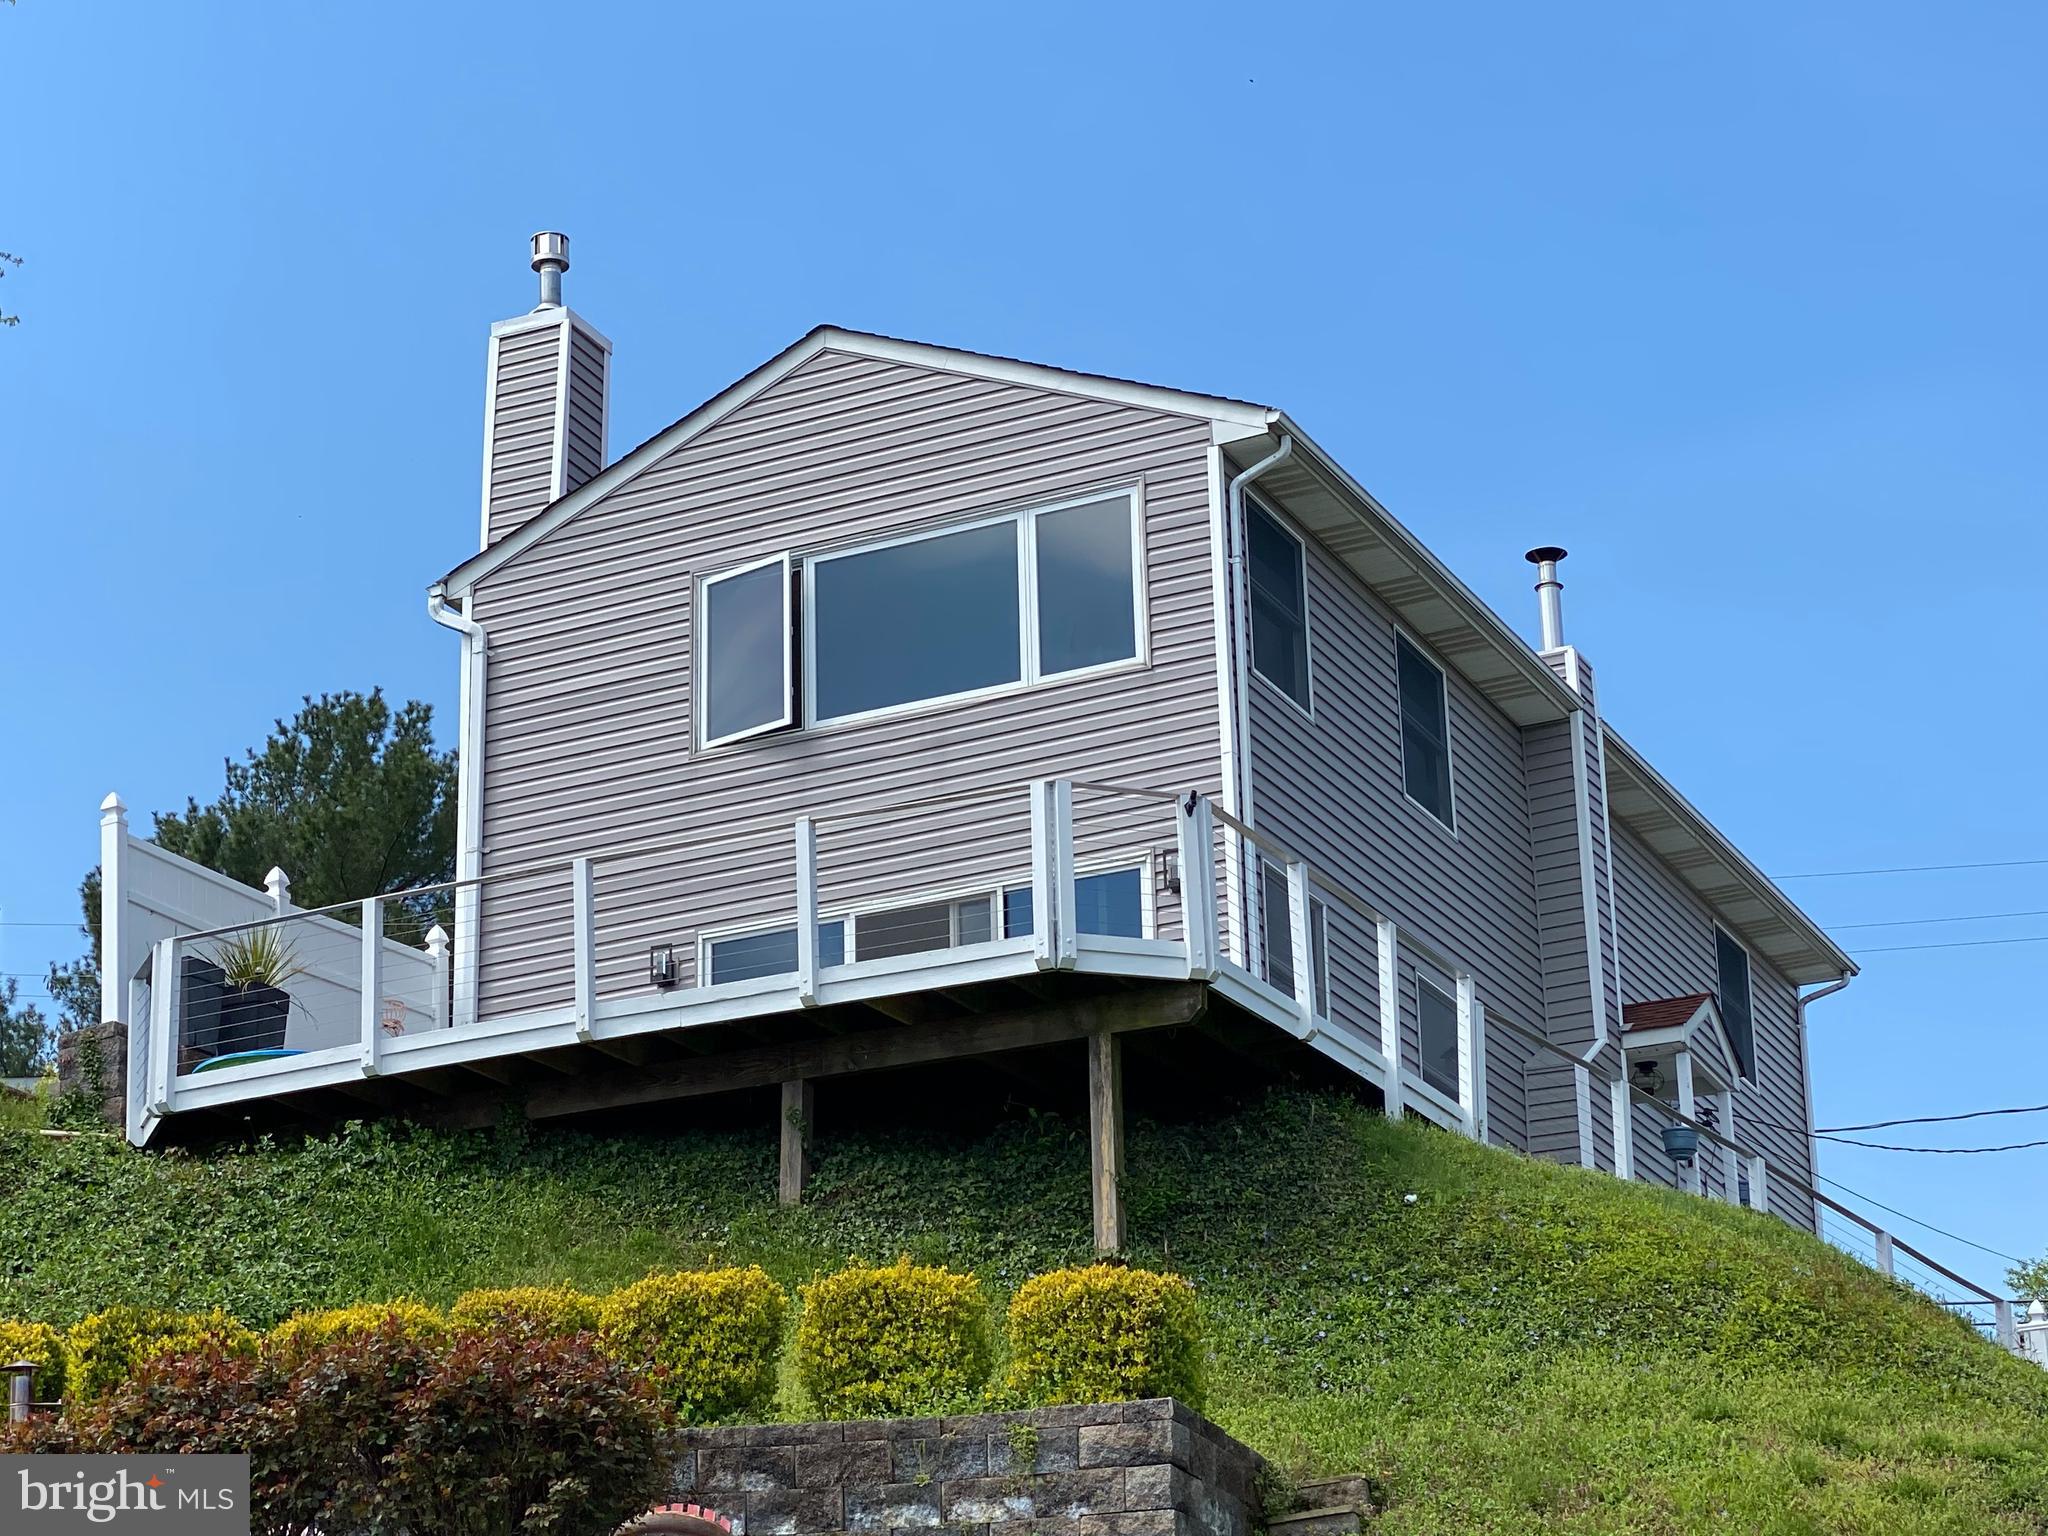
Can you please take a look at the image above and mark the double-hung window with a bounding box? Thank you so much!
[1246,498,1311,711]
[807,491,1141,727]
[700,556,794,747]
[1395,633,1455,829]
[1715,926,1755,1081]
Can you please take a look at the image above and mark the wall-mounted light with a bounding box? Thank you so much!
[1158,849,1180,896]
[649,944,679,990]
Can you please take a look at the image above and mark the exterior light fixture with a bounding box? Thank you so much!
[649,944,680,990]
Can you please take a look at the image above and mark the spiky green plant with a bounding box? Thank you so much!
[207,927,306,990]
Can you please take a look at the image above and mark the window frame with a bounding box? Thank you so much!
[1393,625,1459,835]
[1308,895,1330,1020]
[699,914,848,985]
[1243,492,1314,718]
[695,553,796,750]
[1714,923,1757,1085]
[1415,969,1462,1103]
[801,486,1148,732]
[1001,859,1153,943]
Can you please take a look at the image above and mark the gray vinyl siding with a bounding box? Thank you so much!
[1522,716,1588,1162]
[564,326,607,495]
[1613,823,1815,1231]
[485,323,566,545]
[468,349,1226,1019]
[1242,526,1542,1152]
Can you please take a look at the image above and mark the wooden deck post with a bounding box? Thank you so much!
[1088,1030,1126,1253]
[779,1078,814,1206]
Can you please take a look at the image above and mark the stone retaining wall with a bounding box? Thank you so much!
[667,1399,1262,1536]
[56,1021,126,1129]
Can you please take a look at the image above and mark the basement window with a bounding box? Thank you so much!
[1246,497,1311,712]
[699,556,795,748]
[1396,632,1455,829]
[1417,974,1459,1099]
[807,490,1141,727]
[705,919,846,984]
[1716,926,1755,1081]
[1001,866,1146,941]
[853,895,996,960]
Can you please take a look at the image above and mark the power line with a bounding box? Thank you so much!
[1822,1102,2048,1134]
[1848,933,2048,956]
[1777,857,2048,880]
[1827,906,2048,932]
[1819,1133,2048,1154]
[1816,1174,2027,1265]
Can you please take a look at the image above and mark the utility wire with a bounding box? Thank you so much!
[1847,933,2048,955]
[1816,1174,2027,1266]
[1777,857,2048,880]
[1827,906,2048,931]
[1824,1102,2048,1134]
[1818,1133,2048,1155]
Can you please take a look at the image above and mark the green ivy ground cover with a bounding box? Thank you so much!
[3,1092,2042,1534]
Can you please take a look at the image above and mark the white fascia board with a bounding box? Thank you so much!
[489,304,615,353]
[441,325,1274,597]
[1602,724,1856,982]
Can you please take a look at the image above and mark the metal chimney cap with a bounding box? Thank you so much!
[530,231,570,272]
[1525,546,1569,565]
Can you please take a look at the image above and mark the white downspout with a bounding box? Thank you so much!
[1223,431,1294,967]
[1797,973,1853,1231]
[428,584,487,1027]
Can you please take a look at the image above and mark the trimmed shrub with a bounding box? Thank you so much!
[0,1319,68,1401]
[597,1266,786,1422]
[266,1300,447,1363]
[795,1258,992,1419]
[59,1321,669,1536]
[1005,1265,1204,1409]
[65,1306,256,1402]
[450,1284,602,1336]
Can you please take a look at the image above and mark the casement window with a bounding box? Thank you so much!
[1417,974,1460,1100]
[1246,498,1311,711]
[1715,926,1755,1080]
[699,556,794,747]
[1257,860,1329,1013]
[1000,866,1146,941]
[806,491,1141,727]
[1395,632,1455,829]
[707,919,846,984]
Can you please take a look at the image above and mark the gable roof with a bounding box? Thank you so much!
[1621,993,1742,1090]
[437,325,1582,728]
[1603,725,1855,987]
[1622,993,1716,1033]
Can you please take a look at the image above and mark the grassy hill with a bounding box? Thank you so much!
[2,1090,2043,1534]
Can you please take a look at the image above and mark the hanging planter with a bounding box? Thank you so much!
[1661,1124,1699,1167]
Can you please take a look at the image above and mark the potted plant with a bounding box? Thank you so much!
[205,927,304,1053]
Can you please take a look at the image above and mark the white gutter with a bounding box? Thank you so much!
[1796,973,1854,1231]
[428,584,488,1027]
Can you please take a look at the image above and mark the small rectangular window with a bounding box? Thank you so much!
[1716,927,1755,1080]
[1309,897,1330,1019]
[1246,499,1310,711]
[855,896,996,960]
[701,556,793,746]
[1261,860,1294,996]
[1396,633,1454,828]
[707,920,846,984]
[1417,976,1460,1099]
[1001,867,1145,941]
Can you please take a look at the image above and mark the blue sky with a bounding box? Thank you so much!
[2,5,2042,1289]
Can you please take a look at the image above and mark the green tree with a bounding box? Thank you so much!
[48,691,457,1021]
[0,978,51,1076]
[2011,1255,2048,1303]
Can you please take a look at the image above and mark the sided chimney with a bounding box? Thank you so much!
[1525,546,1567,652]
[477,232,613,550]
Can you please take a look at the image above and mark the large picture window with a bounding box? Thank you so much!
[1716,926,1755,1080]
[1246,498,1311,711]
[700,556,793,747]
[1396,632,1455,829]
[1001,866,1145,941]
[807,491,1141,727]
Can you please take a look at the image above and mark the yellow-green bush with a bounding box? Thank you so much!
[0,1320,68,1401]
[450,1285,602,1336]
[266,1300,447,1363]
[596,1266,786,1422]
[65,1307,257,1401]
[795,1258,992,1420]
[1005,1265,1204,1409]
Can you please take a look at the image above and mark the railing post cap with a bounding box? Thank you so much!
[100,791,126,817]
[265,866,290,889]
[2031,1299,2047,1320]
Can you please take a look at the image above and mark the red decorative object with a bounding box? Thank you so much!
[620,1501,734,1535]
